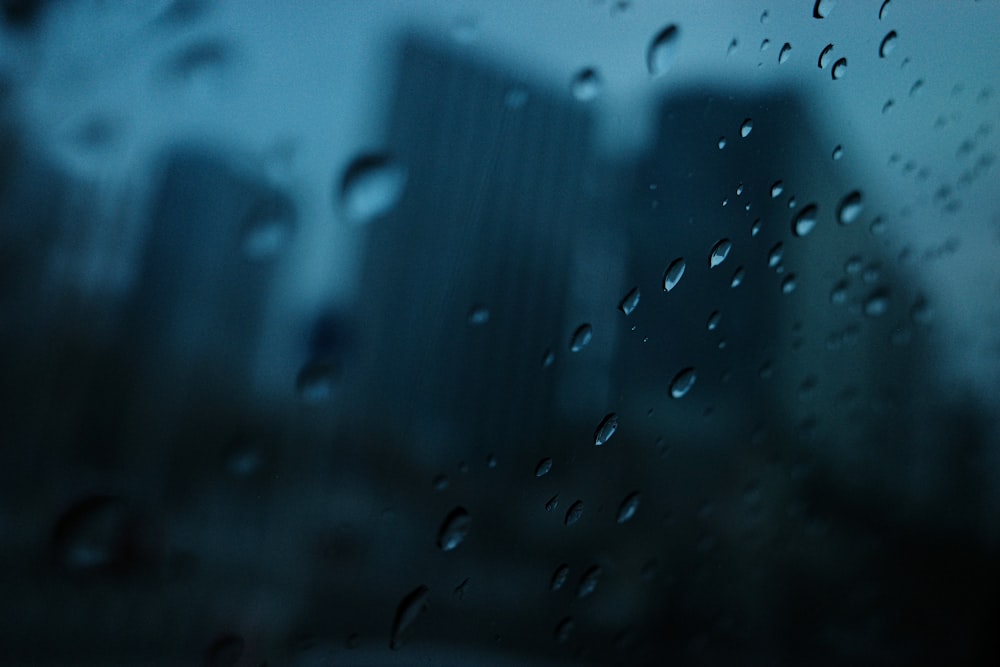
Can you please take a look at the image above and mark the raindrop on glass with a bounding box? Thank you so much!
[882,99,895,114]
[751,218,763,236]
[504,87,529,109]
[740,118,753,138]
[619,287,640,316]
[718,136,727,149]
[565,500,584,526]
[571,67,602,101]
[781,274,798,294]
[663,258,687,291]
[535,458,553,477]
[879,0,891,20]
[730,267,747,288]
[554,617,575,643]
[879,30,897,58]
[792,204,819,237]
[709,238,733,268]
[542,349,556,368]
[818,44,834,69]
[837,190,863,225]
[736,183,745,196]
[594,412,619,446]
[779,42,792,64]
[647,24,681,77]
[569,324,593,352]
[577,565,604,598]
[864,289,890,317]
[545,495,559,512]
[467,304,490,326]
[670,367,697,399]
[831,57,848,80]
[240,196,296,261]
[432,474,450,491]
[830,280,849,305]
[389,585,429,651]
[707,310,721,331]
[760,38,771,52]
[768,242,784,268]
[550,563,570,591]
[832,145,844,160]
[436,507,471,552]
[616,492,641,524]
[813,0,836,19]
[340,154,407,225]
[770,181,784,198]
[869,216,886,235]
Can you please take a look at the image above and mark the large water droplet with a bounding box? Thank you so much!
[818,44,835,69]
[619,287,640,315]
[740,118,753,138]
[576,565,604,598]
[389,585,429,650]
[779,42,793,64]
[768,242,785,268]
[879,31,898,58]
[813,0,836,18]
[569,324,593,352]
[550,563,570,591]
[670,367,697,399]
[616,492,641,524]
[663,258,687,291]
[565,500,584,526]
[535,458,553,477]
[340,154,407,225]
[837,190,864,224]
[831,57,848,80]
[792,204,819,237]
[571,67,602,101]
[554,617,575,643]
[594,412,619,446]
[709,238,733,268]
[647,24,680,77]
[436,507,471,551]
[864,288,890,316]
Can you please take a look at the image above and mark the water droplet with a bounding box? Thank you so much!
[554,617,575,643]
[670,367,697,399]
[663,258,686,291]
[832,145,844,160]
[569,324,593,352]
[436,507,471,551]
[770,181,784,198]
[911,296,933,325]
[51,495,140,575]
[813,0,836,18]
[910,79,924,97]
[863,289,890,317]
[781,274,798,294]
[718,136,727,150]
[830,280,849,305]
[837,190,863,224]
[467,304,490,326]
[616,492,641,524]
[760,38,771,52]
[740,118,753,138]
[389,585,429,650]
[882,99,895,114]
[486,453,498,469]
[818,44,835,69]
[831,57,848,80]
[576,565,604,598]
[504,87,529,109]
[565,500,584,526]
[550,563,570,591]
[879,0,891,20]
[792,204,819,237]
[535,458,553,477]
[727,38,739,56]
[594,412,619,446]
[709,238,733,268]
[619,287,640,315]
[879,30,897,58]
[730,267,746,288]
[296,360,337,404]
[768,242,784,268]
[751,218,763,236]
[736,183,745,196]
[339,154,407,225]
[545,495,559,512]
[571,67,602,101]
[647,24,681,77]
[779,42,793,64]
[240,195,296,261]
[707,310,722,331]
[432,474,450,491]
[542,349,556,368]
[869,216,886,235]
[760,9,769,23]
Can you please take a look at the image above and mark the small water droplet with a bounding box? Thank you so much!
[760,38,771,52]
[779,42,793,64]
[565,500,584,526]
[340,154,407,225]
[830,280,849,305]
[504,87,529,109]
[709,238,733,268]
[837,190,863,224]
[554,617,575,643]
[550,563,570,591]
[736,183,745,196]
[576,565,604,598]
[594,412,619,446]
[432,474,450,491]
[535,458,553,477]
[740,118,753,138]
[670,367,697,399]
[813,0,836,18]
[436,507,471,551]
[792,204,819,237]
[768,242,784,268]
[882,99,895,114]
[389,585,430,650]
[718,136,727,149]
[296,360,337,404]
[569,324,593,352]
[727,38,739,56]
[647,24,681,77]
[911,296,933,325]
[832,144,844,160]
[781,274,798,294]
[571,67,602,101]
[545,495,559,512]
[751,218,763,236]
[707,310,722,331]
[467,304,490,326]
[240,195,296,261]
[879,30,897,58]
[869,216,886,235]
[542,349,556,368]
[879,0,891,20]
[619,287,640,315]
[730,266,746,288]
[486,453,498,469]
[864,289,890,317]
[760,9,769,23]
[663,258,687,291]
[770,181,784,198]
[831,57,848,80]
[616,492,641,524]
[818,44,835,69]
